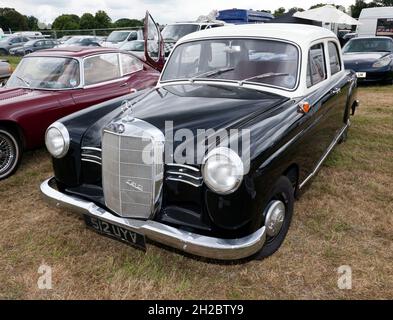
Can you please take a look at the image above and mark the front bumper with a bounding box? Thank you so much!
[346,65,393,82]
[40,178,267,260]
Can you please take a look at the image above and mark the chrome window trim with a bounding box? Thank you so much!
[82,52,122,87]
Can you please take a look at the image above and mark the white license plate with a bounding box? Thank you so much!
[356,72,367,78]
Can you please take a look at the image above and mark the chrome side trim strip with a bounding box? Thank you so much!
[166,171,202,181]
[40,178,266,260]
[299,123,348,189]
[166,177,203,188]
[81,147,102,152]
[81,154,102,161]
[81,159,102,166]
[166,163,200,172]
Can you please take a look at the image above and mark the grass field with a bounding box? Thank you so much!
[0,86,392,299]
[1,56,22,69]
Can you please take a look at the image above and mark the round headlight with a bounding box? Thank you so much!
[45,122,70,158]
[202,147,244,195]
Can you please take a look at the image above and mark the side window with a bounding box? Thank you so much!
[128,32,137,41]
[328,42,341,75]
[307,43,327,88]
[121,53,143,75]
[84,53,121,86]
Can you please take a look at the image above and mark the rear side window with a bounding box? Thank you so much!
[120,53,143,75]
[84,53,120,85]
[307,43,327,88]
[328,42,341,75]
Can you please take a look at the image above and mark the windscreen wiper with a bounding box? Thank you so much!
[15,76,31,87]
[239,73,289,85]
[191,67,235,81]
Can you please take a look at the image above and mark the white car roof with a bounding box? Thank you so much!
[170,22,223,26]
[178,23,337,47]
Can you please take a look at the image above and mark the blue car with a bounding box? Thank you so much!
[343,37,393,84]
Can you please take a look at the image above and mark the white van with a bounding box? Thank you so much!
[357,7,393,38]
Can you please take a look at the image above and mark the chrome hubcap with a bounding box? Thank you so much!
[0,134,15,175]
[265,201,286,237]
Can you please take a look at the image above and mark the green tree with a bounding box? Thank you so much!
[0,7,28,31]
[95,10,111,28]
[26,15,39,30]
[52,14,80,30]
[350,0,374,18]
[310,3,331,9]
[288,7,305,14]
[373,0,393,5]
[80,13,96,29]
[274,7,286,17]
[113,18,143,28]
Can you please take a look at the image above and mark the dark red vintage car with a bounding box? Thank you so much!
[0,13,164,180]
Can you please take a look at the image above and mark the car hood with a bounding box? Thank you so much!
[0,87,57,107]
[82,83,289,148]
[343,52,390,63]
[102,42,122,48]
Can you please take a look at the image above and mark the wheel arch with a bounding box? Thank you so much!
[0,120,26,149]
[283,163,300,197]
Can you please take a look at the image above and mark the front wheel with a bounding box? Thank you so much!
[0,127,22,180]
[254,176,294,260]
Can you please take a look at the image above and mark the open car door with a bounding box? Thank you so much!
[144,11,165,71]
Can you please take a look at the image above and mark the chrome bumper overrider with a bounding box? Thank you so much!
[40,178,267,260]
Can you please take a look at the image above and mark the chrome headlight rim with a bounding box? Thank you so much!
[202,147,244,195]
[45,122,70,159]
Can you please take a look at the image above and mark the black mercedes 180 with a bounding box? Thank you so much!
[41,23,359,260]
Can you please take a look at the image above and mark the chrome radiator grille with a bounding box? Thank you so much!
[102,119,165,219]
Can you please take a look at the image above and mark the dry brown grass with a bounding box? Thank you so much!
[0,86,392,300]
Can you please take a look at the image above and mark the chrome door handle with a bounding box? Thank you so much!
[331,87,341,95]
[120,82,128,87]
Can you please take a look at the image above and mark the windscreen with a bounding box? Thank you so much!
[161,38,299,90]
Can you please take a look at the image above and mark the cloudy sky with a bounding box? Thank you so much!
[1,0,366,24]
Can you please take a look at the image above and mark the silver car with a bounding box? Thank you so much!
[0,60,12,84]
[0,36,31,55]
